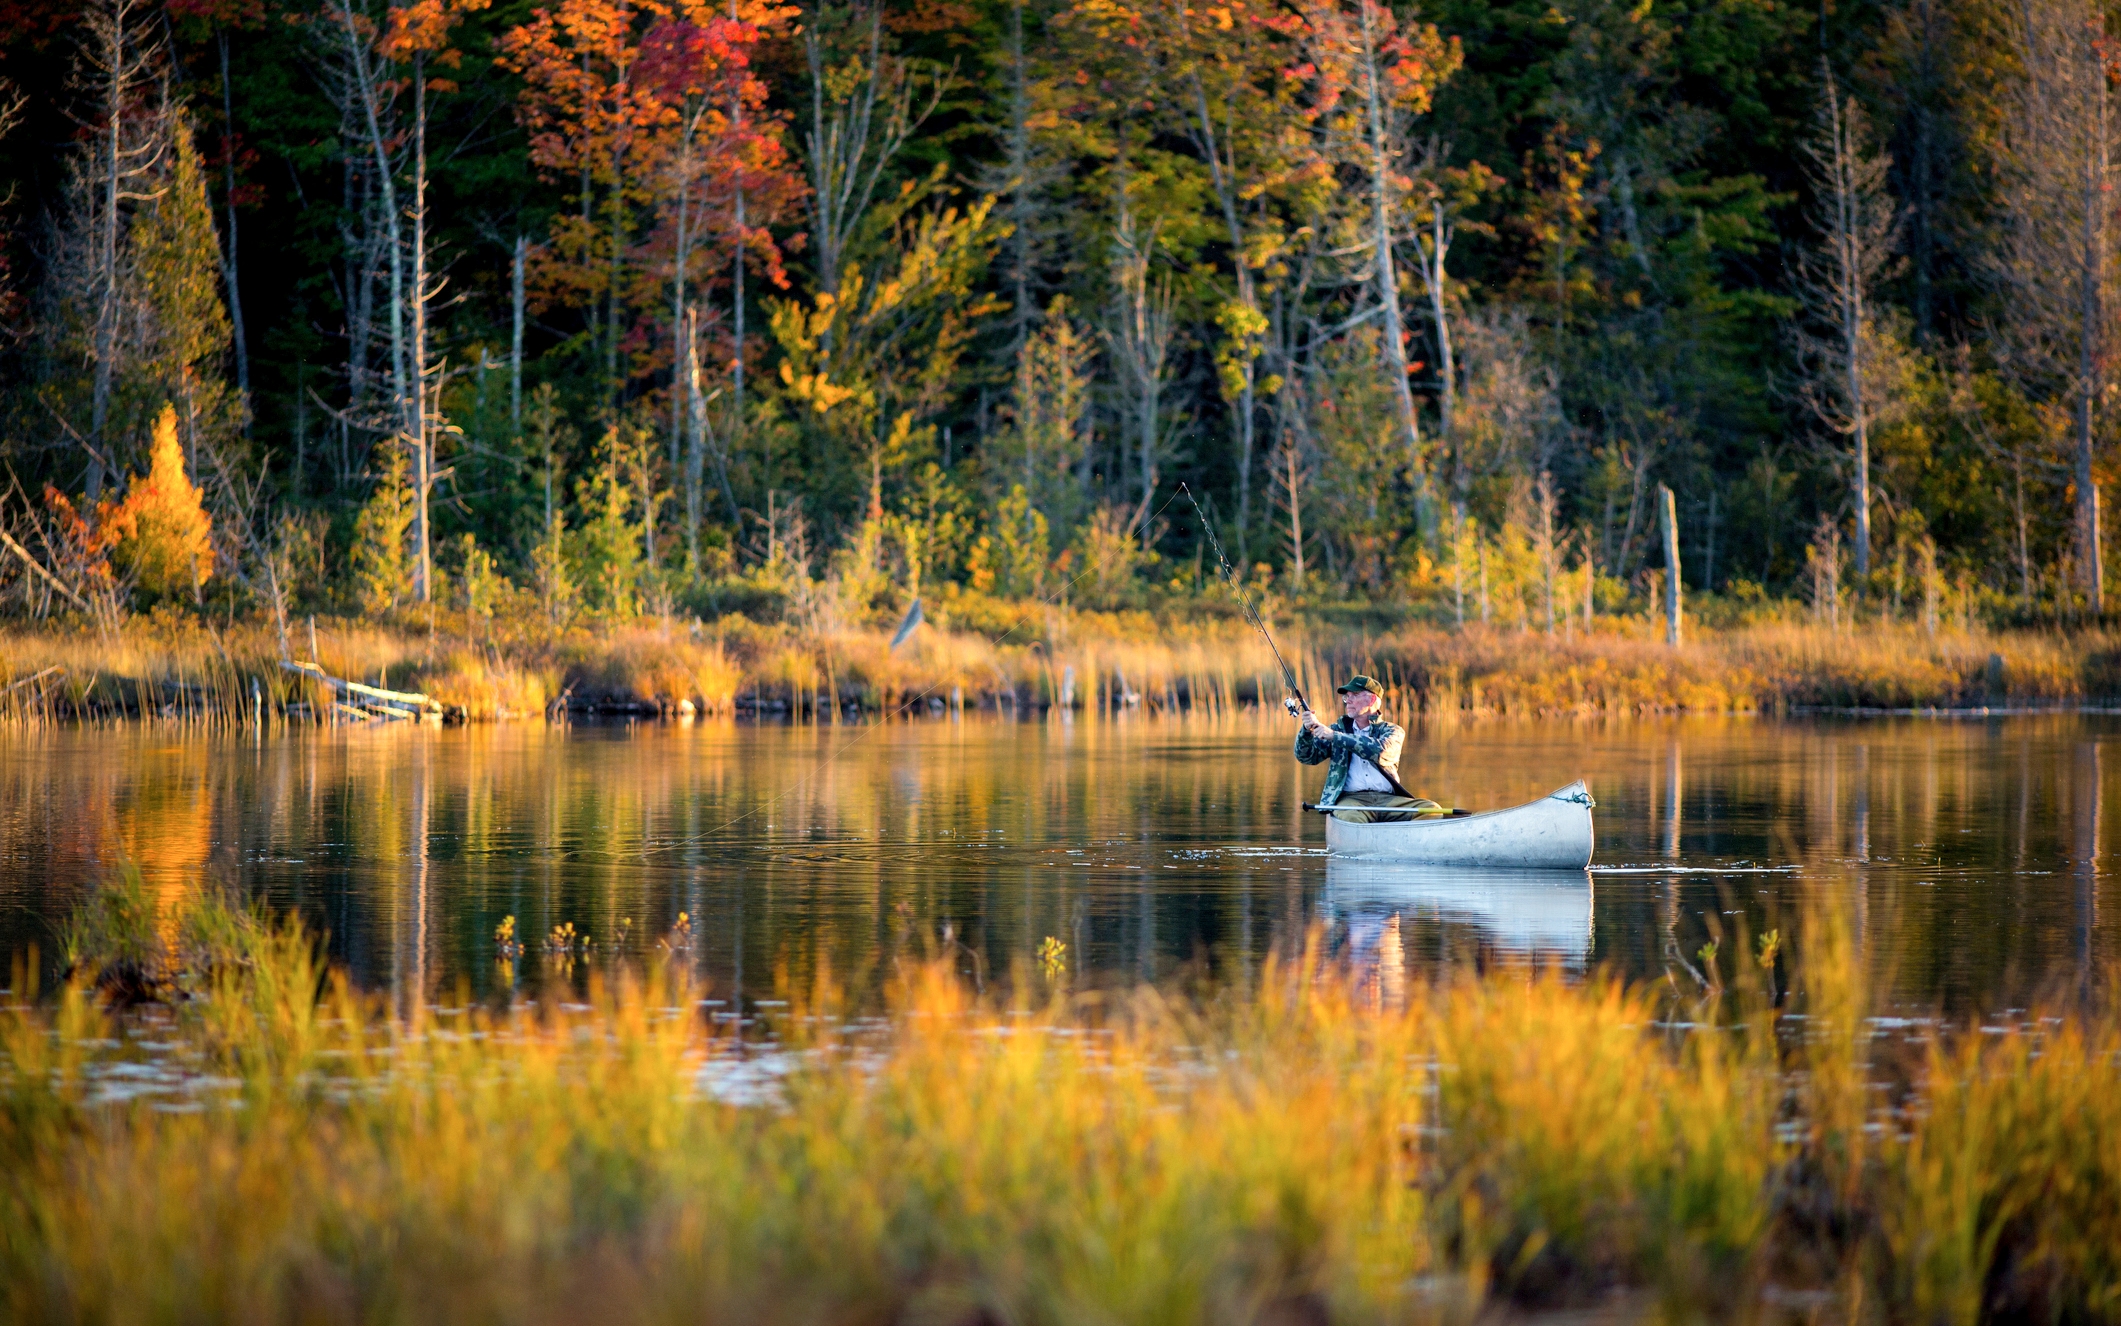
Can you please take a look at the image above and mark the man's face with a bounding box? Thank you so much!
[1341,690,1379,720]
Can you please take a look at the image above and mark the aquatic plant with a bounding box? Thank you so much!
[4,893,2120,1322]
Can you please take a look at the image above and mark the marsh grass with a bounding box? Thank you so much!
[4,605,2121,726]
[6,889,2121,1324]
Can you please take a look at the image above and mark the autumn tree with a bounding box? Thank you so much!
[771,192,1001,530]
[1155,0,1309,559]
[635,0,799,564]
[1301,0,1459,522]
[500,0,676,410]
[100,403,215,602]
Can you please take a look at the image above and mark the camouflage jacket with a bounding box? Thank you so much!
[1294,715,1410,806]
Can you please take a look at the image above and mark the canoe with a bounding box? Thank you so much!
[1322,779,1595,869]
[1323,859,1594,965]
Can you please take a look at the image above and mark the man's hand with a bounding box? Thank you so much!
[1300,709,1331,739]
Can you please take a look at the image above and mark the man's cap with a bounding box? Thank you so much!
[1336,674,1382,696]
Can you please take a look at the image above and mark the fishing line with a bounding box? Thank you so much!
[649,485,1195,854]
[1178,482,1307,715]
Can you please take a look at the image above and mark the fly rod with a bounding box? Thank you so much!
[1179,483,1309,716]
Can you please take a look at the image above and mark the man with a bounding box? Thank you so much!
[1294,675,1447,823]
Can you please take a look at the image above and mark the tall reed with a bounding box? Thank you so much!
[6,887,2121,1323]
[6,610,2121,725]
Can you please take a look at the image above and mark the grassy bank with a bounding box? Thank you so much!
[5,888,2121,1323]
[5,602,2121,725]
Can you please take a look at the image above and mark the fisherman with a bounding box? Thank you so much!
[1295,675,1447,823]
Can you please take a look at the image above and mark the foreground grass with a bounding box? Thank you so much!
[5,602,2121,724]
[5,892,2121,1324]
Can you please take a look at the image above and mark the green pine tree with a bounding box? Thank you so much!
[351,441,414,615]
[569,425,643,618]
[131,113,243,462]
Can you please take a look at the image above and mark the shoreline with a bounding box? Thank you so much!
[4,610,2121,726]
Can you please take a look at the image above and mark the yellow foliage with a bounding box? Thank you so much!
[98,405,213,601]
[12,892,2121,1321]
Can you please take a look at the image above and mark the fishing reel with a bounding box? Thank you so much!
[1283,696,1303,718]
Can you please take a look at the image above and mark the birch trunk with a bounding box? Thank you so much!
[409,52,432,603]
[1355,1,1426,513]
[335,0,408,464]
[670,108,696,561]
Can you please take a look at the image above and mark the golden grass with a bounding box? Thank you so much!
[1354,621,2121,716]
[4,603,2121,723]
[7,891,2121,1323]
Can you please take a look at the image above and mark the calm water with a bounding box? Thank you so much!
[0,713,2113,1014]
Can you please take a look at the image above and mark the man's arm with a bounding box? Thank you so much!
[1293,713,1331,765]
[1314,720,1401,768]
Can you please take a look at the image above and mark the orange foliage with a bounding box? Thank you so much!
[497,0,801,380]
[98,404,214,601]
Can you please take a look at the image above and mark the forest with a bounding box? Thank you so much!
[0,0,2112,635]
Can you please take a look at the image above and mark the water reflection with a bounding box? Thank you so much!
[1324,862,1593,972]
[0,713,2114,1014]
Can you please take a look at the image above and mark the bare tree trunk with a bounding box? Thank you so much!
[1113,207,1171,549]
[1998,0,2116,614]
[1009,0,1033,352]
[1279,440,1305,590]
[1185,71,1260,563]
[409,52,432,602]
[2015,456,2033,605]
[803,2,939,332]
[729,0,746,427]
[1535,471,1558,634]
[511,235,526,434]
[1796,69,1895,581]
[335,0,408,462]
[218,31,251,414]
[686,307,739,528]
[1659,483,1682,647]
[669,107,698,562]
[87,0,137,499]
[1421,199,1456,445]
[1353,3,1425,531]
[2079,44,2107,612]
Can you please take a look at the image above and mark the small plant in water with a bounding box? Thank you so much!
[544,922,582,956]
[494,916,522,959]
[1038,936,1067,979]
[1757,928,1782,1002]
[658,912,694,954]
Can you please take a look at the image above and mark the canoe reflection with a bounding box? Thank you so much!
[1323,861,1595,981]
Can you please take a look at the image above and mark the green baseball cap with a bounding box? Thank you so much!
[1335,674,1382,696]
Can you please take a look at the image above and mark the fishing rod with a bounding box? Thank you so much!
[1179,483,1309,717]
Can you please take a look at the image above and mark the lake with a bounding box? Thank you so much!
[0,711,2111,1014]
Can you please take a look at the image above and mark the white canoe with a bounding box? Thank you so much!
[1322,779,1595,869]
[1323,859,1594,964]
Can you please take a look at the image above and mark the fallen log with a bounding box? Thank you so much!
[4,665,63,694]
[280,660,442,721]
